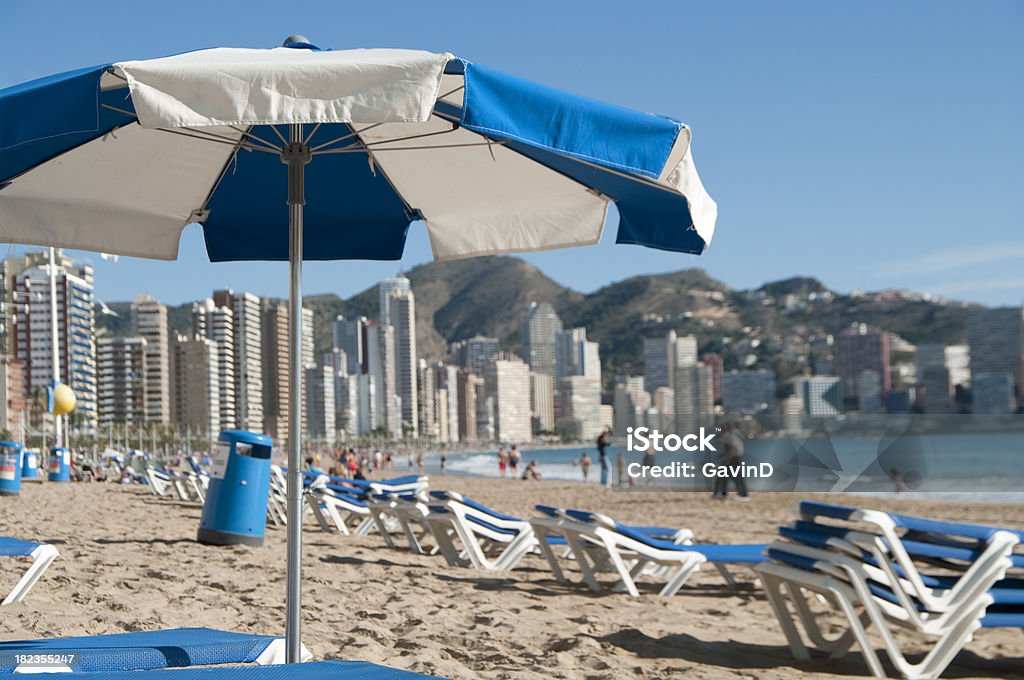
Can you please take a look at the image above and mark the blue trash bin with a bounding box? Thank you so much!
[197,430,273,546]
[21,448,40,481]
[47,447,70,482]
[0,441,23,496]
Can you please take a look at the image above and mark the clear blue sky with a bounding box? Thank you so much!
[2,1,1021,307]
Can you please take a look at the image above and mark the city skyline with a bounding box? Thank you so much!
[2,245,1022,451]
[1,2,1020,306]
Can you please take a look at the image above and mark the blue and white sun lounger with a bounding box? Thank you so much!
[757,501,1023,679]
[531,507,764,597]
[0,628,311,673]
[366,492,433,554]
[3,660,432,679]
[0,537,58,605]
[307,478,373,535]
[425,491,550,571]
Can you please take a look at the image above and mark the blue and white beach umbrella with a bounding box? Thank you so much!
[0,37,717,659]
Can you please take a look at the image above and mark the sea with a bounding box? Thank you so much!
[421,431,1024,503]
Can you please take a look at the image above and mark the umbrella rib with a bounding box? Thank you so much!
[315,140,508,153]
[152,127,277,154]
[308,123,385,152]
[268,125,290,145]
[229,127,283,152]
[355,127,459,149]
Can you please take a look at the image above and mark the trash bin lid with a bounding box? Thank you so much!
[218,430,273,447]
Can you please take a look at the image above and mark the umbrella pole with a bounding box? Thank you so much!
[284,123,311,663]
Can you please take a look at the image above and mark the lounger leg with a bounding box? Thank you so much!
[659,556,703,597]
[759,572,812,661]
[535,534,568,584]
[600,535,640,597]
[713,563,739,589]
[2,545,59,605]
[564,533,602,592]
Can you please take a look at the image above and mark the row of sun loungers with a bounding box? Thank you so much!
[9,460,1021,678]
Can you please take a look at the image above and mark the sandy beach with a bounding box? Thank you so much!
[1,478,1021,679]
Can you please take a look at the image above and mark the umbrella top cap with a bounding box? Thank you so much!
[282,35,319,50]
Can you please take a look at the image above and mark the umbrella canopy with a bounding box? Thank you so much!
[0,43,715,260]
[0,37,717,663]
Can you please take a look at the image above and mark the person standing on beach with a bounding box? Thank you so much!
[712,424,750,501]
[597,430,611,487]
[498,446,509,479]
[580,451,592,482]
[508,445,521,478]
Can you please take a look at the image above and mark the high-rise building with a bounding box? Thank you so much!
[97,336,147,426]
[0,356,26,436]
[130,295,170,424]
[486,358,532,442]
[378,276,411,326]
[192,299,236,431]
[305,363,335,439]
[612,377,650,435]
[555,327,587,380]
[945,345,971,388]
[835,323,890,402]
[721,369,775,414]
[793,376,843,417]
[556,375,603,441]
[261,299,289,440]
[356,373,378,434]
[441,364,460,444]
[365,323,399,437]
[674,363,714,433]
[333,315,367,375]
[389,288,418,436]
[529,371,555,433]
[9,250,98,432]
[968,307,1022,410]
[972,372,1015,415]
[916,344,952,414]
[643,331,697,394]
[417,359,437,439]
[457,369,481,442]
[701,352,724,403]
[522,302,563,377]
[214,290,263,432]
[464,336,499,376]
[170,333,220,437]
[857,370,883,414]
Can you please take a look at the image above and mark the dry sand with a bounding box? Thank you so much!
[1,477,1022,679]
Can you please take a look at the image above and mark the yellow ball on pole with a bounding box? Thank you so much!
[51,383,76,416]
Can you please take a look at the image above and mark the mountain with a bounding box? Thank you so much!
[96,257,976,388]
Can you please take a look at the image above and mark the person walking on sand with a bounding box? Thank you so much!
[580,451,592,482]
[712,424,750,501]
[597,430,611,487]
[498,446,509,479]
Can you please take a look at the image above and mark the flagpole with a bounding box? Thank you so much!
[48,247,62,448]
[283,118,311,663]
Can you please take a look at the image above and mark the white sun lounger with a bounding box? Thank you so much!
[367,491,434,553]
[425,491,548,571]
[531,506,765,597]
[0,537,59,605]
[307,478,374,535]
[757,500,1024,679]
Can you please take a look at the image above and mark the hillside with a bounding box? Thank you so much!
[97,256,976,387]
